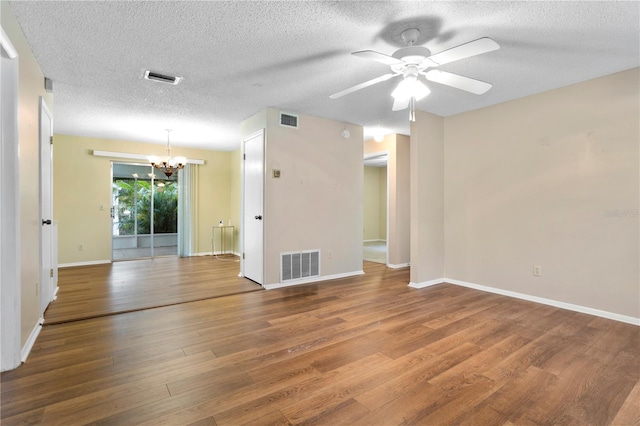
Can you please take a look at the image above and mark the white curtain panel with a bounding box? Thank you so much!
[178,164,198,257]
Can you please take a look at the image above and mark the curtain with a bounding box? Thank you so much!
[178,163,198,257]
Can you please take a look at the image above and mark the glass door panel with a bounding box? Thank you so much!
[112,163,154,260]
[151,169,178,257]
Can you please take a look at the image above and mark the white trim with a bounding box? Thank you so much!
[363,239,386,243]
[58,259,111,268]
[264,270,365,290]
[444,278,640,326]
[388,263,410,269]
[0,27,18,58]
[21,318,44,363]
[408,277,639,326]
[93,150,204,165]
[408,278,444,289]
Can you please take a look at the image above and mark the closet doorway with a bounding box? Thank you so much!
[363,153,388,264]
[111,162,178,261]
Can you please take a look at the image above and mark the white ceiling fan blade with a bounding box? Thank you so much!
[352,50,405,66]
[392,96,410,111]
[330,73,397,99]
[424,70,493,94]
[427,37,499,66]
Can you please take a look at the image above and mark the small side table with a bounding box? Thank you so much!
[212,225,234,255]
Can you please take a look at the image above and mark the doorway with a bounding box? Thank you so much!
[111,162,178,261]
[363,153,388,264]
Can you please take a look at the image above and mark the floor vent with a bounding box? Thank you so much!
[281,250,320,282]
[280,112,298,128]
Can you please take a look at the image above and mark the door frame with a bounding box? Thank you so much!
[240,129,265,284]
[110,161,184,261]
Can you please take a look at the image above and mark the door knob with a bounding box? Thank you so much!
[254,215,262,220]
[42,219,52,225]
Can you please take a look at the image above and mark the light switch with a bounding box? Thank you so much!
[273,169,281,178]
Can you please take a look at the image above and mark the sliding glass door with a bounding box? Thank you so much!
[111,163,178,261]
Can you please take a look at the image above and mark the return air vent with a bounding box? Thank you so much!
[280,112,298,128]
[281,250,320,282]
[144,70,182,85]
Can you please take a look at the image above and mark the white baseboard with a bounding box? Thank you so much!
[194,251,240,257]
[21,318,44,363]
[58,260,111,268]
[363,239,386,243]
[265,270,365,290]
[388,263,410,269]
[408,277,640,326]
[408,278,444,289]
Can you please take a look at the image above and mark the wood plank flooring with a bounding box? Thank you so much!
[2,261,639,425]
[45,256,260,324]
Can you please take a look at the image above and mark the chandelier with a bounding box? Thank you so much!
[149,129,186,178]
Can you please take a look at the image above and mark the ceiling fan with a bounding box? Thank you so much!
[330,28,499,118]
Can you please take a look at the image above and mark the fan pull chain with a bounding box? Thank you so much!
[409,97,416,122]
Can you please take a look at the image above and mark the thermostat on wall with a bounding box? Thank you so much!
[341,129,350,139]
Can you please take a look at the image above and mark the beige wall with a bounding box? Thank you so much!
[2,2,54,346]
[379,167,387,240]
[410,113,445,284]
[365,134,410,266]
[229,148,242,253]
[53,135,235,263]
[363,166,386,241]
[443,68,639,318]
[242,108,363,286]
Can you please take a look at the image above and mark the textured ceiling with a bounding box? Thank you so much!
[9,1,640,151]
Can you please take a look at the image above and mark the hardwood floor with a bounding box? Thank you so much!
[45,256,261,324]
[2,262,638,425]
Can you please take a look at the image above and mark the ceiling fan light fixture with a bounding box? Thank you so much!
[391,76,430,102]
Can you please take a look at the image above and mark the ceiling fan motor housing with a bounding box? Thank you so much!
[391,47,433,73]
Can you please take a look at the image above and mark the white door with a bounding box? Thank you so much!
[39,97,55,315]
[243,130,264,285]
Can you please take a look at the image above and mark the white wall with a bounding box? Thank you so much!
[443,68,639,319]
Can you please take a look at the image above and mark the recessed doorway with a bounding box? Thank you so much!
[363,153,388,264]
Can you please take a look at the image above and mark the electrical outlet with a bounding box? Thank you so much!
[78,244,84,251]
[327,250,332,259]
[533,265,541,277]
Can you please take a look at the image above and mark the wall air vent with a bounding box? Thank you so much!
[144,70,182,85]
[280,112,298,128]
[281,250,320,282]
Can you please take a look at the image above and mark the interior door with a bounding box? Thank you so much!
[39,97,55,315]
[243,130,264,285]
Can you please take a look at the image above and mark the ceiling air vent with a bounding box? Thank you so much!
[280,112,298,128]
[144,70,182,85]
